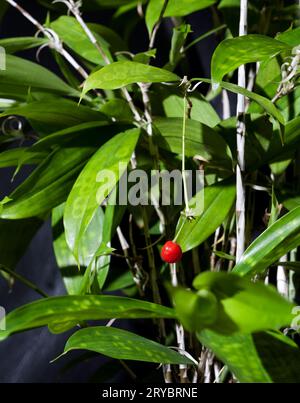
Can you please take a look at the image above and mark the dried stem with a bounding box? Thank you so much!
[170,263,189,383]
[236,0,248,262]
[5,0,89,80]
[56,0,143,122]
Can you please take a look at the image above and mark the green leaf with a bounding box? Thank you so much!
[159,88,220,127]
[170,287,219,332]
[0,55,78,97]
[64,128,140,260]
[0,148,46,168]
[50,16,115,65]
[0,37,47,53]
[0,146,96,219]
[82,61,179,94]
[233,206,300,277]
[165,0,217,17]
[276,27,300,47]
[198,330,300,383]
[154,117,231,169]
[0,100,107,136]
[192,272,294,334]
[196,78,285,125]
[52,204,109,295]
[59,326,192,364]
[146,0,216,35]
[211,35,290,85]
[167,24,191,70]
[99,99,133,122]
[0,295,176,341]
[145,0,167,35]
[175,178,236,252]
[30,121,112,151]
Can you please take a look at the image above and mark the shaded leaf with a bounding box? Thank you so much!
[0,100,107,135]
[0,146,96,219]
[192,272,294,334]
[162,93,220,128]
[0,148,46,168]
[198,330,300,383]
[59,326,192,364]
[197,78,285,125]
[233,206,300,277]
[0,37,47,53]
[0,295,176,341]
[175,178,236,252]
[0,55,78,97]
[154,117,231,169]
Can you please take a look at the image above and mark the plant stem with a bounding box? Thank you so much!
[182,95,191,215]
[184,24,227,52]
[0,265,49,298]
[57,0,143,122]
[170,263,189,383]
[149,0,170,50]
[5,0,89,80]
[236,0,248,262]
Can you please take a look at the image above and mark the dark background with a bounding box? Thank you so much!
[0,1,218,383]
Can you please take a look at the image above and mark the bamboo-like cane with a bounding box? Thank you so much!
[236,0,248,262]
[5,0,89,79]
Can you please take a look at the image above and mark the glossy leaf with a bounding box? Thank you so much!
[0,55,78,96]
[162,93,220,127]
[154,117,231,169]
[276,27,300,47]
[198,330,300,383]
[211,35,290,85]
[192,272,294,334]
[175,178,236,252]
[0,295,176,341]
[146,1,216,34]
[59,326,192,364]
[0,146,96,219]
[50,16,115,65]
[0,148,46,168]
[233,206,300,277]
[0,37,47,53]
[165,0,216,17]
[197,78,285,125]
[64,128,140,260]
[52,204,109,295]
[82,61,179,94]
[30,120,124,152]
[0,100,107,135]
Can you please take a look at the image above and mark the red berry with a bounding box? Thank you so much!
[161,241,182,263]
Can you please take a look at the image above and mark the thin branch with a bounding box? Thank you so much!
[0,265,49,298]
[149,0,170,50]
[184,24,227,52]
[170,263,189,383]
[55,0,143,122]
[236,0,248,262]
[5,0,89,79]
